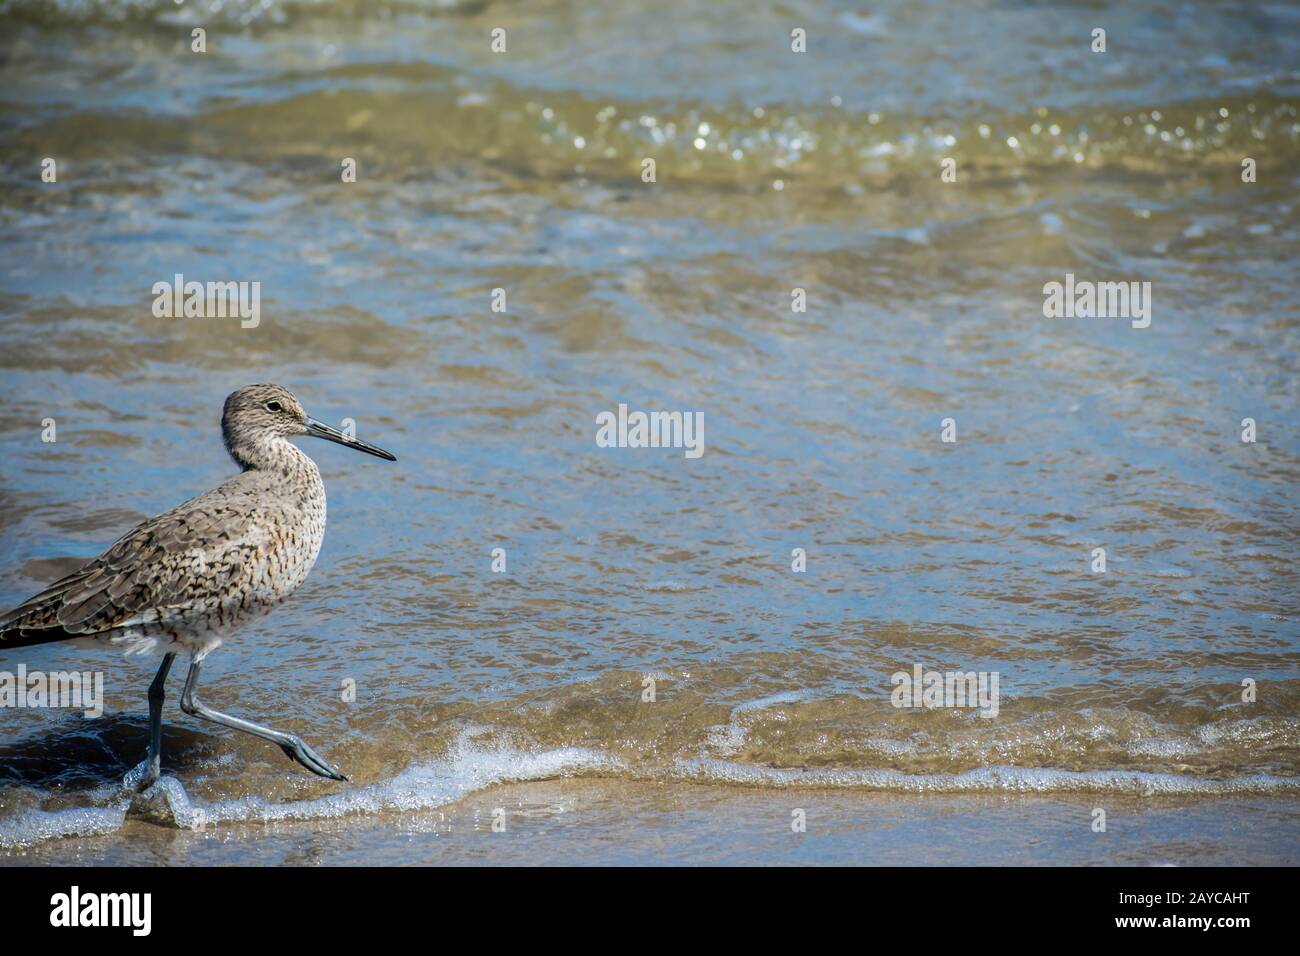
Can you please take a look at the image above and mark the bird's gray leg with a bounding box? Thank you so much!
[179,658,348,782]
[124,652,176,792]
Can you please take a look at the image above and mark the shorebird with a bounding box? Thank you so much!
[0,384,395,788]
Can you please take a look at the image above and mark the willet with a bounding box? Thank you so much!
[0,384,395,787]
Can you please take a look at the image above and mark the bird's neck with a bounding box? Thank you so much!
[227,433,319,479]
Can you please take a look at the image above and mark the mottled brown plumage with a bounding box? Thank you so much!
[1,386,332,655]
[0,384,395,784]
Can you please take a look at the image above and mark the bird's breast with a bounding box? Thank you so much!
[232,474,327,615]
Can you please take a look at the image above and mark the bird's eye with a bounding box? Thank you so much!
[266,401,283,412]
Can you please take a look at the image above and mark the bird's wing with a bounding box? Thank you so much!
[0,479,275,642]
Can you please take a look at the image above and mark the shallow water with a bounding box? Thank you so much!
[0,0,1298,860]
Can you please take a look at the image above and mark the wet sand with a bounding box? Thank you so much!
[4,780,1298,866]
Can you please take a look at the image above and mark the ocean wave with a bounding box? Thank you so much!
[4,714,1299,850]
[0,731,620,848]
[11,83,1295,189]
[670,759,1300,796]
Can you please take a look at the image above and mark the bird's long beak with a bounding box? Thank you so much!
[304,418,397,461]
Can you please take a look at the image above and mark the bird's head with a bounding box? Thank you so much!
[221,384,396,467]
